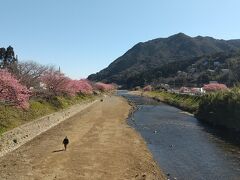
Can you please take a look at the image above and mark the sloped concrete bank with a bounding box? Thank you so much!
[0,99,98,157]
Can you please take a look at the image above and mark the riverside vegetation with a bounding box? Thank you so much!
[0,94,94,135]
[196,88,240,131]
[143,89,240,132]
[0,47,115,135]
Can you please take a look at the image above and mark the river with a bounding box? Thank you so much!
[118,90,240,180]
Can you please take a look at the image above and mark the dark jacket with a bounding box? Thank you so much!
[63,137,69,145]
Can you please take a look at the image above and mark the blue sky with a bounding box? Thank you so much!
[1,0,240,79]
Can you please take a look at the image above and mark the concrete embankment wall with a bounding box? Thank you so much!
[0,99,98,157]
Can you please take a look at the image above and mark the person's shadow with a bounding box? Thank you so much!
[52,149,65,153]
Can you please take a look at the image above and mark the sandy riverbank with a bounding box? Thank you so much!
[0,96,165,180]
[0,99,97,157]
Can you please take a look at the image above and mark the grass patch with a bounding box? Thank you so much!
[0,94,95,135]
[145,91,200,113]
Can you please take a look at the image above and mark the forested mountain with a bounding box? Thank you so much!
[88,33,240,88]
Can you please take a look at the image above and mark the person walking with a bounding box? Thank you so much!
[63,136,69,151]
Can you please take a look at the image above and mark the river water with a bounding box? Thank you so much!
[118,91,240,180]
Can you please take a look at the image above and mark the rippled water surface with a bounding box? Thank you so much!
[118,91,240,180]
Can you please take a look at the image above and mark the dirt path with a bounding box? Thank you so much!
[0,96,165,180]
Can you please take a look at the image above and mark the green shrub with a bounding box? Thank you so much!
[146,91,200,113]
[196,88,240,131]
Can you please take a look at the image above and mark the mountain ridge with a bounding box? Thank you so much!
[88,33,240,88]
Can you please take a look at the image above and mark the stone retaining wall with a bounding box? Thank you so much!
[0,99,98,157]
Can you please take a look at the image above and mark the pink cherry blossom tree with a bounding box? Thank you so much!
[66,79,93,96]
[203,83,228,92]
[41,69,71,96]
[41,68,93,96]
[0,69,30,109]
[77,79,93,94]
[95,82,115,92]
[143,85,153,91]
